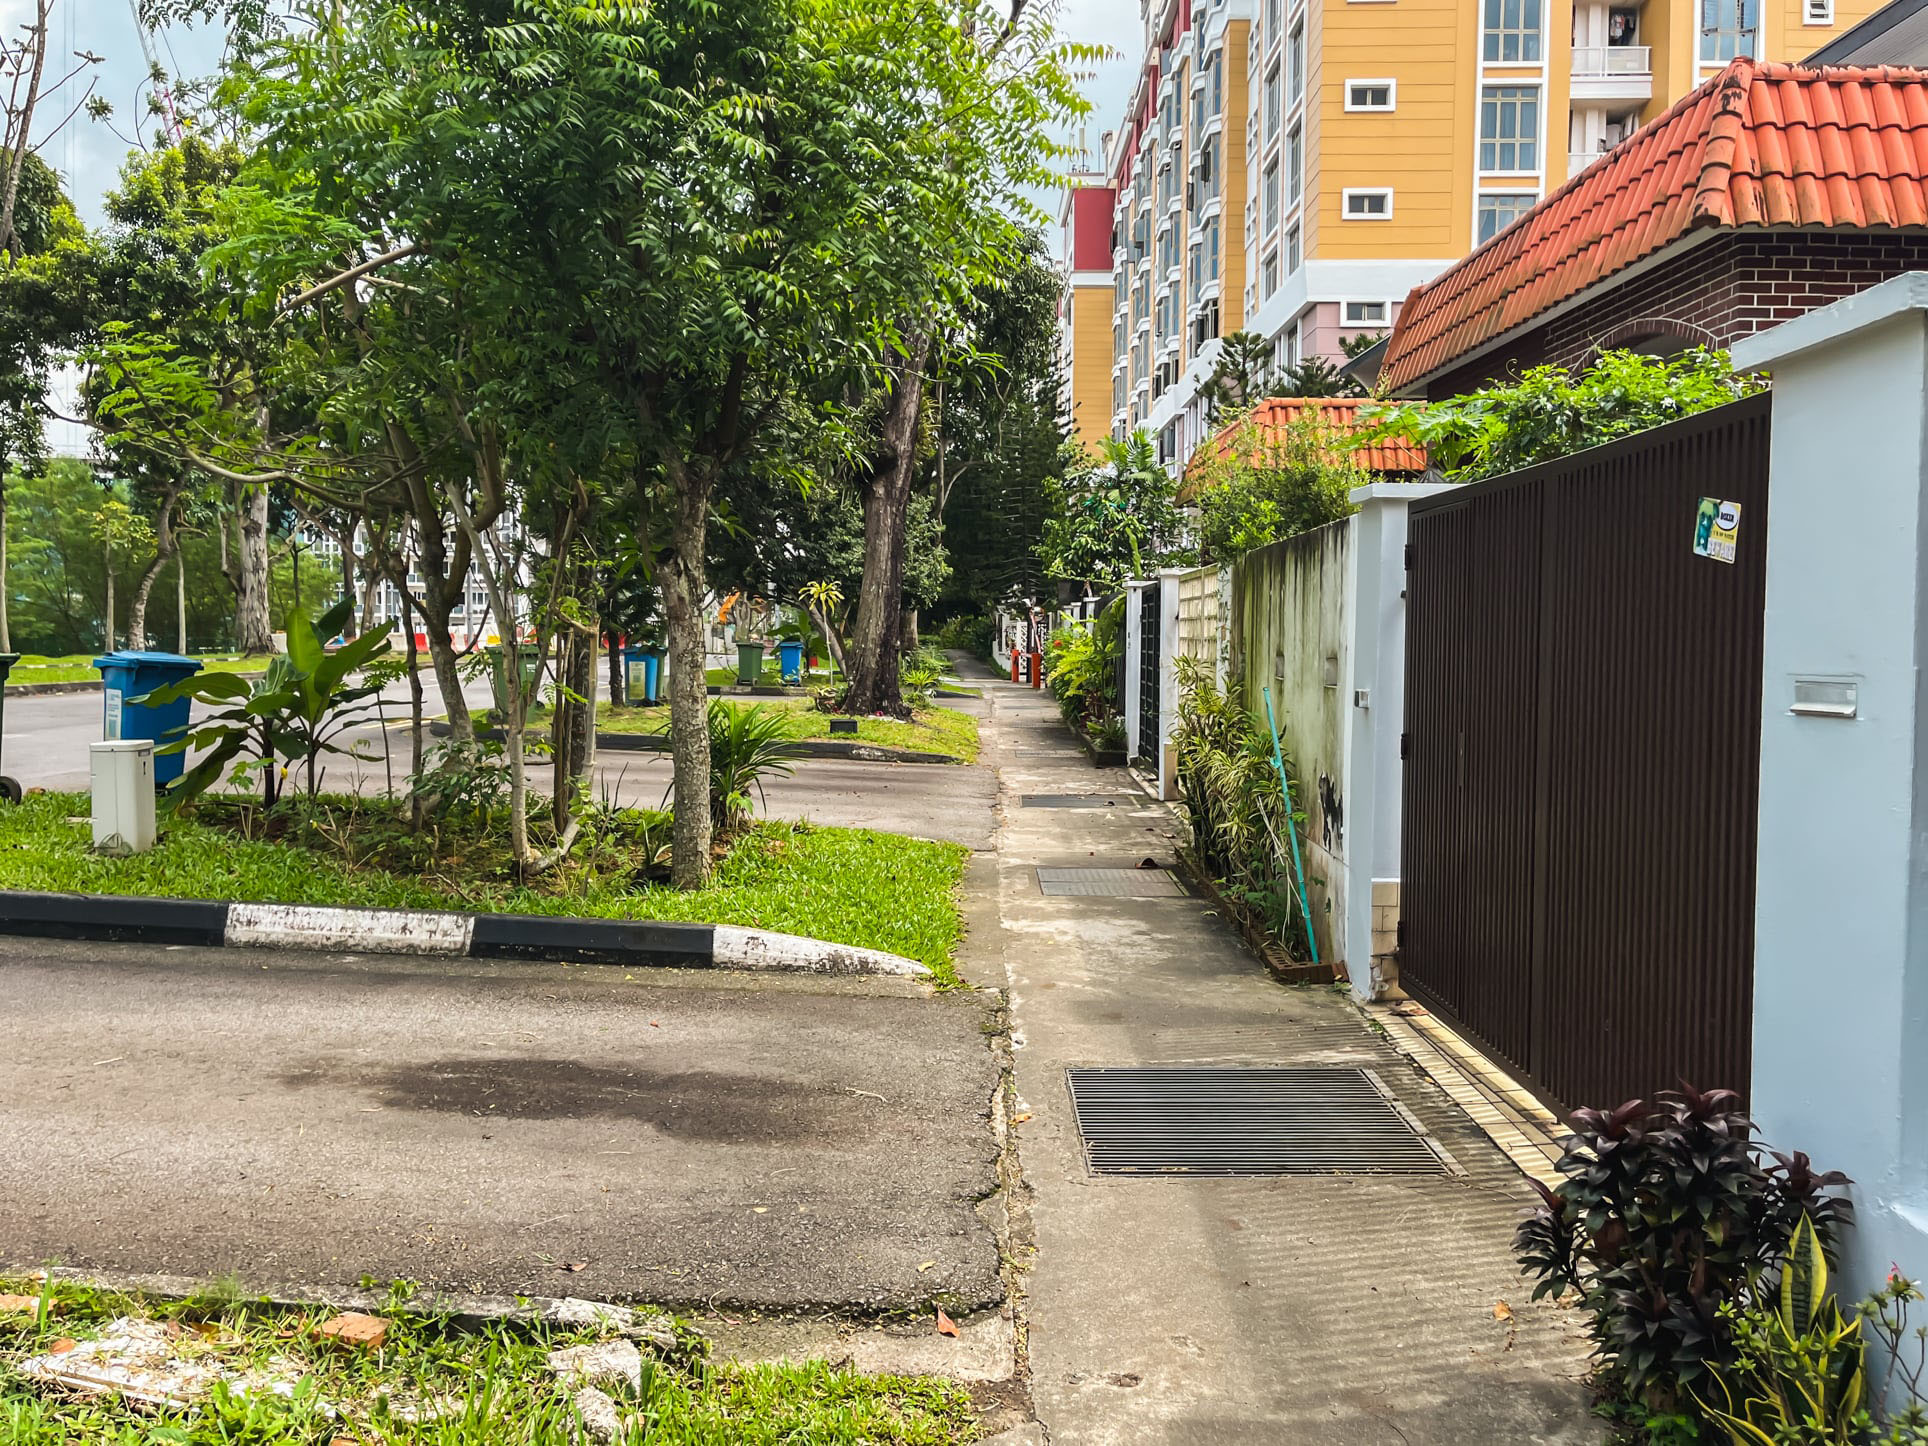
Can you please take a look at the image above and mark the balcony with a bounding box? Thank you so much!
[1570,44,1652,103]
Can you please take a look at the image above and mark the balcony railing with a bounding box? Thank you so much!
[1572,44,1651,75]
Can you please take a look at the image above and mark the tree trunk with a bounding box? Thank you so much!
[0,479,10,654]
[103,541,115,651]
[0,0,51,259]
[233,485,273,653]
[412,592,473,742]
[338,533,357,637]
[127,553,167,652]
[841,339,931,716]
[177,549,188,652]
[659,462,714,889]
[607,629,626,708]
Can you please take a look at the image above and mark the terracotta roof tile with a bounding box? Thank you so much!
[1181,397,1427,500]
[1382,60,1928,394]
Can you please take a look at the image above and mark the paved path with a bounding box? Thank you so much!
[0,940,1002,1313]
[0,685,997,848]
[955,659,1598,1444]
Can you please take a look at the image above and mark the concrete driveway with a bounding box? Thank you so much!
[0,937,1004,1313]
[0,687,997,848]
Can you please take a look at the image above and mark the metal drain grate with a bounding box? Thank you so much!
[1065,1066,1457,1176]
[1020,795,1126,809]
[1036,867,1182,897]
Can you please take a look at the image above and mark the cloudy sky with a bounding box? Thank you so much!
[14,0,1141,237]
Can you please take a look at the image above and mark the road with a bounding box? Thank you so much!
[0,681,998,848]
[0,936,1003,1313]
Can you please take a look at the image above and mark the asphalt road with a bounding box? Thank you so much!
[0,684,998,848]
[0,936,1003,1312]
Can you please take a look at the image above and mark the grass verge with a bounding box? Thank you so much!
[0,1276,980,1444]
[0,793,969,982]
[3,653,280,686]
[585,698,980,764]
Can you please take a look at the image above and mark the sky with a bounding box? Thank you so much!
[13,0,1142,239]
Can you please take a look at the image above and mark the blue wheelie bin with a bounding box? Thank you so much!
[777,639,805,685]
[94,651,202,786]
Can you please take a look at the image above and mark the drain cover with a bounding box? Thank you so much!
[1065,1066,1456,1176]
[1020,795,1126,809]
[1036,867,1182,897]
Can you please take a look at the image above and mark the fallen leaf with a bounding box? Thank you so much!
[935,1310,959,1338]
[0,1294,46,1314]
[917,1261,936,1272]
[649,1021,661,1028]
[1013,1112,1033,1124]
[558,1262,588,1273]
[48,1338,76,1354]
[318,1312,389,1350]
[1493,1301,1514,1322]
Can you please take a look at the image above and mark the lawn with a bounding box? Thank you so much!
[0,792,969,982]
[590,697,980,763]
[0,1276,981,1444]
[3,653,280,686]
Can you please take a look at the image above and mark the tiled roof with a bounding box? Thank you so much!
[1381,59,1928,394]
[1182,397,1428,499]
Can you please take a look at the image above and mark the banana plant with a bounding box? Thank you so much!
[139,599,394,808]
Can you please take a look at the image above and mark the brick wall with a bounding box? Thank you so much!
[1423,231,1928,398]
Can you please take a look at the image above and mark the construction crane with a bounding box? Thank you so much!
[126,0,184,143]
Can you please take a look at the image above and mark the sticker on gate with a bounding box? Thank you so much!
[1693,497,1742,564]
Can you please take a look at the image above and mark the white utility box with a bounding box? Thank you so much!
[91,739,156,855]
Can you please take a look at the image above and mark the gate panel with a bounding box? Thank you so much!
[1400,394,1770,1110]
[1137,582,1162,768]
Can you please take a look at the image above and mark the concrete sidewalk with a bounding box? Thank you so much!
[955,660,1597,1445]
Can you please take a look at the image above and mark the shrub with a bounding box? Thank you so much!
[926,614,994,656]
[1515,1087,1853,1429]
[1364,347,1766,483]
[1043,596,1125,733]
[1170,655,1315,959]
[1699,1217,1867,1445]
[1185,407,1366,563]
[702,701,803,833]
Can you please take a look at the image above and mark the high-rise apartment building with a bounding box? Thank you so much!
[1059,0,1882,469]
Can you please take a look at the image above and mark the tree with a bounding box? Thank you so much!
[834,8,1088,717]
[1364,348,1765,482]
[927,228,1065,618]
[1037,431,1193,589]
[1186,407,1365,561]
[1275,355,1361,399]
[1197,330,1281,424]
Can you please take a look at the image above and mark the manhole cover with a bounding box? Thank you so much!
[1065,1066,1457,1176]
[1036,867,1182,897]
[1020,795,1126,809]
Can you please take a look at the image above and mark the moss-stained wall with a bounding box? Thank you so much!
[1231,519,1352,967]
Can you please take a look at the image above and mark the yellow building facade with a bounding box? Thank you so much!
[1064,0,1884,470]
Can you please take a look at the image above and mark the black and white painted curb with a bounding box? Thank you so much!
[0,890,930,978]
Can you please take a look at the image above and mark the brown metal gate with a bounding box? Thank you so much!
[1400,394,1770,1111]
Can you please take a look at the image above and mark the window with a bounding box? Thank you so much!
[1342,187,1394,219]
[1700,0,1758,60]
[1345,79,1396,110]
[1280,324,1301,369]
[1210,51,1224,116]
[1267,0,1282,39]
[1265,62,1282,137]
[1287,124,1303,205]
[1477,190,1537,241]
[1263,158,1280,232]
[1482,0,1544,61]
[1803,0,1832,20]
[1479,85,1539,172]
[1286,223,1301,274]
[1288,23,1305,106]
[1262,249,1279,297]
[1204,216,1220,279]
[1344,300,1388,324]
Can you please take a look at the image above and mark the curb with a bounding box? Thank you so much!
[430,720,957,766]
[0,891,931,978]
